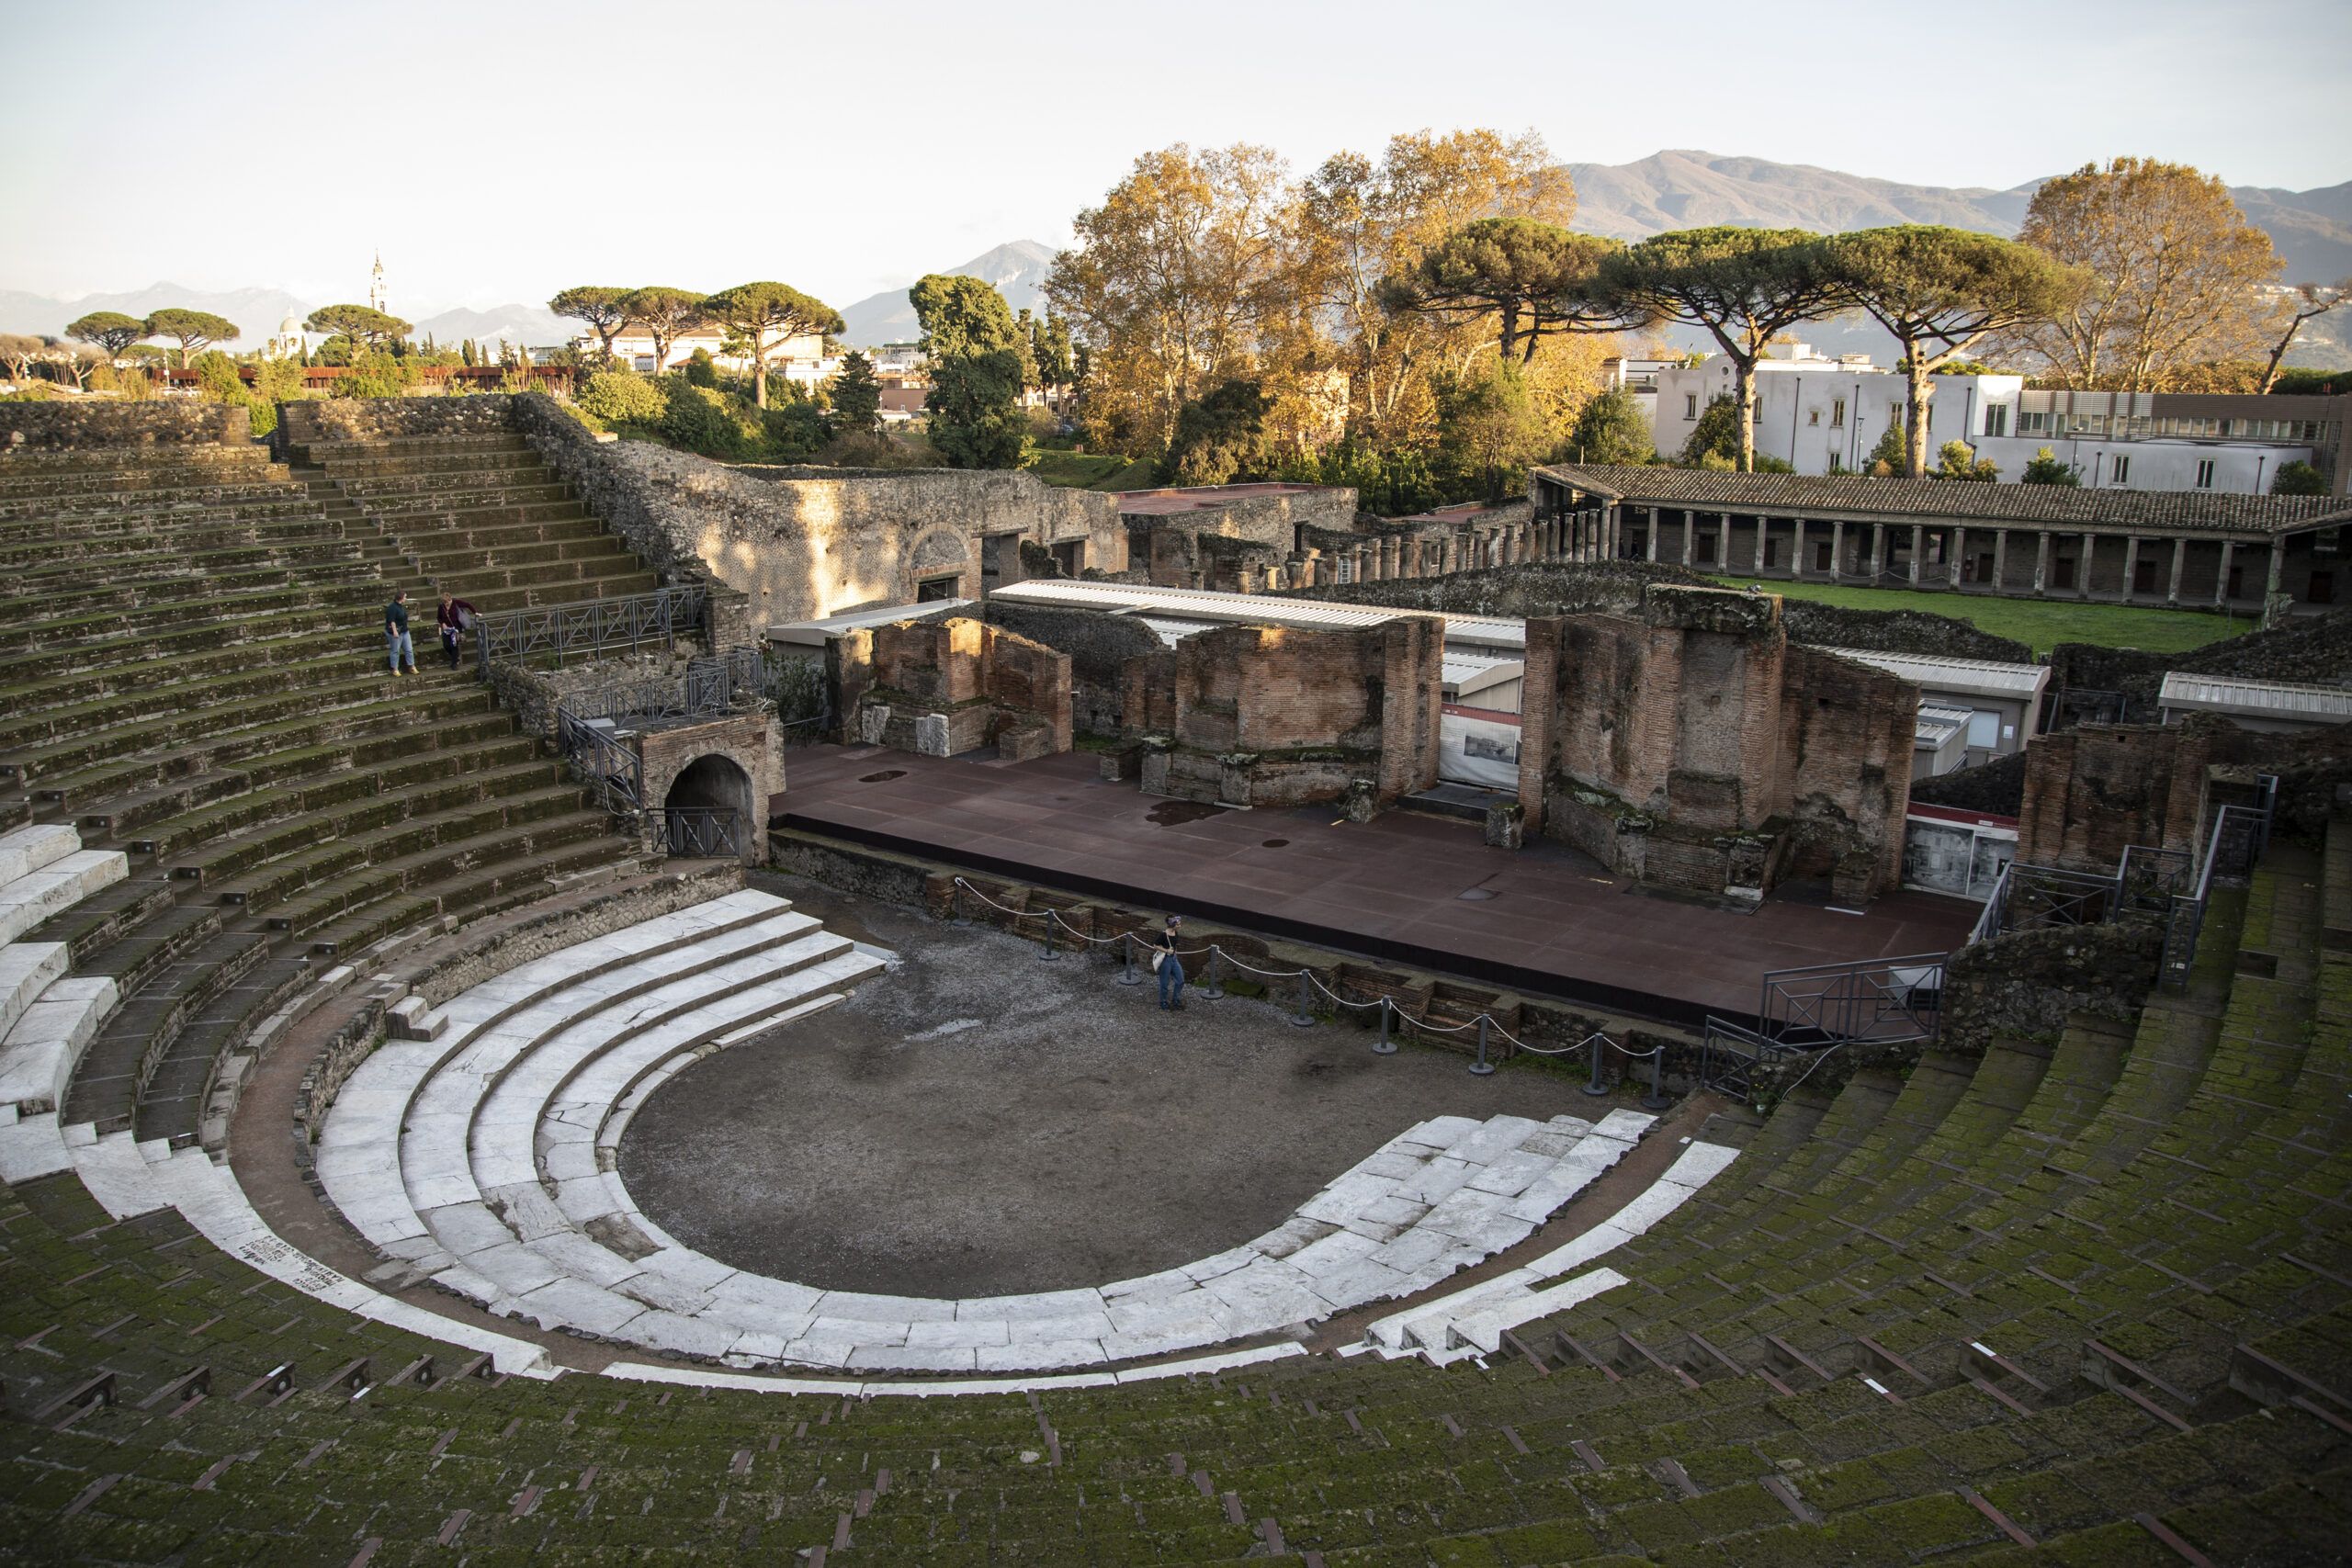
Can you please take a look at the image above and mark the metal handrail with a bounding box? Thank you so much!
[473,584,708,673]
[662,807,743,860]
[555,710,642,811]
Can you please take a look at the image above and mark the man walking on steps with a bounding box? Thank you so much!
[435,591,478,670]
[1155,915,1186,1010]
[385,589,417,676]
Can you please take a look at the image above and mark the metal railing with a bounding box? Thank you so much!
[1963,779,2275,992]
[663,807,744,861]
[554,710,642,812]
[1758,953,1946,1050]
[473,585,708,673]
[1697,1016,1779,1099]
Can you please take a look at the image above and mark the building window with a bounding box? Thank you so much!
[1815,541,1834,572]
[1965,711,1999,751]
[2018,411,2050,435]
[1684,393,1698,419]
[2196,458,2216,490]
[1807,408,1819,426]
[1830,398,1846,428]
[2112,454,2131,485]
[1983,404,2008,438]
[1696,533,1717,565]
[916,575,961,602]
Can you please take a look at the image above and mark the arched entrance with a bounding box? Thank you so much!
[662,752,756,862]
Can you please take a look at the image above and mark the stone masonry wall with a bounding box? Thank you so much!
[290,394,518,444]
[1779,645,1917,898]
[0,400,246,449]
[979,603,1164,737]
[2049,608,2352,726]
[1149,617,1442,807]
[856,618,1073,759]
[1908,750,2029,817]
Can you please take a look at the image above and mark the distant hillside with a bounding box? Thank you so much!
[0,282,311,349]
[836,240,1057,347]
[412,303,570,349]
[1566,151,2352,367]
[1567,150,2352,285]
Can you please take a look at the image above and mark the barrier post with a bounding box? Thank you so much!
[1290,971,1316,1028]
[1583,1034,1611,1097]
[1200,947,1223,999]
[1373,996,1396,1055]
[1642,1045,1670,1110]
[1469,1016,1497,1077]
[951,881,969,927]
[1039,911,1059,962]
[1118,932,1142,987]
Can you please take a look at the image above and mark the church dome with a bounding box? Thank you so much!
[279,311,304,337]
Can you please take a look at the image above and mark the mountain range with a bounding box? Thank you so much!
[6,154,2345,364]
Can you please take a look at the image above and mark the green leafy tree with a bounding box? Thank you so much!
[65,310,147,361]
[1382,219,1636,362]
[548,286,633,360]
[702,282,842,408]
[2271,459,2330,495]
[925,350,1031,468]
[190,349,245,402]
[909,274,1023,360]
[1864,423,1907,476]
[1600,228,1845,471]
[303,304,411,354]
[1159,378,1272,485]
[621,287,708,375]
[1024,310,1076,402]
[1564,386,1652,465]
[576,368,668,427]
[827,350,882,434]
[684,347,718,388]
[1931,439,1998,481]
[1436,358,1552,502]
[1679,394,1747,466]
[2020,446,2080,486]
[1824,226,2081,476]
[142,308,240,367]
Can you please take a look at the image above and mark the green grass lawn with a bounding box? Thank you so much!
[1027,447,1158,491]
[1704,575,2253,656]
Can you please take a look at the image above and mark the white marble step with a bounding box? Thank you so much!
[319,897,811,1251]
[0,823,79,890]
[422,888,792,1044]
[0,849,128,947]
[0,975,119,1114]
[503,1101,1649,1375]
[469,931,860,1192]
[0,941,69,1043]
[402,918,836,1213]
[1444,1267,1629,1354]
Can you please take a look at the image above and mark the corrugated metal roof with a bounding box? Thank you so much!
[1818,646,2051,699]
[988,579,1521,649]
[767,600,968,646]
[2158,672,2352,719]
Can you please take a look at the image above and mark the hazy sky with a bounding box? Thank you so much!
[6,0,2346,314]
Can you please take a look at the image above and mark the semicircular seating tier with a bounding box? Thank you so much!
[315,888,1746,1372]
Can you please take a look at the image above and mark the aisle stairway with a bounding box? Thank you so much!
[0,434,663,1154]
[0,824,2338,1561]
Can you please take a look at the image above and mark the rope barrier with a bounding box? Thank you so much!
[948,876,1662,1075]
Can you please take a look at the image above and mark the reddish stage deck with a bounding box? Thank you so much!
[775,746,1979,1028]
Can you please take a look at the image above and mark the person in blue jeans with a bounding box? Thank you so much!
[385,589,417,676]
[1155,915,1186,1010]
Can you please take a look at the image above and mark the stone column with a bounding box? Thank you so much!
[1683,509,1697,568]
[2120,536,2141,603]
[2080,530,2097,599]
[1792,517,1807,579]
[1645,509,1660,563]
[2166,537,2187,604]
[1908,524,1924,586]
[2032,531,2050,595]
[1949,526,1965,589]
[1830,520,1846,579]
[1993,529,2008,591]
[1869,523,1885,581]
[1381,535,1400,581]
[2264,542,2285,604]
[2214,540,2234,607]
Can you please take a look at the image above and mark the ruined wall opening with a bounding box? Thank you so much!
[663,752,757,862]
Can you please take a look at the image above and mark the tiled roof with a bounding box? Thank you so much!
[1536,465,2352,535]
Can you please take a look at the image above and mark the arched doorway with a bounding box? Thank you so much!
[663,752,756,863]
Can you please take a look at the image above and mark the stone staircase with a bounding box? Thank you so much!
[0,433,665,1152]
[0,818,2342,1562]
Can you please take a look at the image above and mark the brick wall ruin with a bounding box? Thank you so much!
[1135,616,1443,809]
[847,617,1072,761]
[1518,584,1915,904]
[979,602,1164,737]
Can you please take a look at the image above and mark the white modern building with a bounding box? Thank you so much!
[597,326,834,387]
[1648,347,2345,496]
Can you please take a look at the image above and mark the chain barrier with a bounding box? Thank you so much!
[950,878,1671,1093]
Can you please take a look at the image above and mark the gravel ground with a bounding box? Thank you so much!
[616,873,1608,1299]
